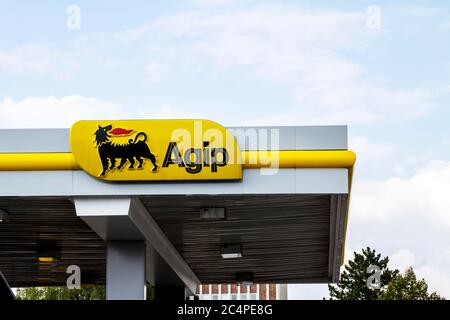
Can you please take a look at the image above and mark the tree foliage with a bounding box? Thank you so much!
[328,247,445,300]
[378,267,444,300]
[15,285,155,300]
[329,247,399,300]
[16,285,106,300]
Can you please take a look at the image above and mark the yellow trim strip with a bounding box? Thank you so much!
[242,150,356,168]
[0,153,80,171]
[0,150,356,171]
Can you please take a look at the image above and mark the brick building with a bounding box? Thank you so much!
[196,284,287,300]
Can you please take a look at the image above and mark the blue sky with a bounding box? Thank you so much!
[1,1,450,299]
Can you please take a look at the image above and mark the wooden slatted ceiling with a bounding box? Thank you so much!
[0,198,105,287]
[0,194,341,287]
[141,194,334,284]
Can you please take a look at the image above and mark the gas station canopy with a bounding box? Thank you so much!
[0,120,355,299]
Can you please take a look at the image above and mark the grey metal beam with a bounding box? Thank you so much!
[328,195,348,283]
[0,129,70,153]
[228,125,347,151]
[0,168,349,197]
[129,198,199,295]
[0,125,348,153]
[74,197,144,241]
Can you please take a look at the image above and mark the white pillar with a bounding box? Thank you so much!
[106,241,146,300]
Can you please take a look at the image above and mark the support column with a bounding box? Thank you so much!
[107,241,146,300]
[74,197,200,299]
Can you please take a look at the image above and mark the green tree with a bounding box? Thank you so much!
[378,267,444,300]
[16,285,155,300]
[16,285,106,300]
[328,247,399,300]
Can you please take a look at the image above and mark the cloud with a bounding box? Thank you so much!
[349,136,395,178]
[192,0,236,6]
[0,96,201,128]
[389,249,416,272]
[387,248,450,298]
[114,6,434,124]
[145,61,170,83]
[416,260,450,298]
[0,5,436,125]
[386,5,440,18]
[440,20,450,31]
[0,96,126,128]
[349,136,394,161]
[352,159,450,227]
[346,159,450,297]
[291,84,433,125]
[0,46,55,74]
[393,150,442,178]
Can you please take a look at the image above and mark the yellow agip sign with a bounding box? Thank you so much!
[70,119,242,181]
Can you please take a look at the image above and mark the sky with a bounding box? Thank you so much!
[1,0,450,299]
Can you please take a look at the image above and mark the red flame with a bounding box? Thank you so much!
[108,128,135,136]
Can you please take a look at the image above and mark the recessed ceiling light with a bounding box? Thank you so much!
[0,209,9,224]
[38,257,57,263]
[200,207,226,221]
[36,240,60,264]
[221,244,242,259]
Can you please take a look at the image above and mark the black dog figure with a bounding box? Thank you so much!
[94,125,159,177]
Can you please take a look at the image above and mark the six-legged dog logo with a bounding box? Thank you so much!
[94,124,159,177]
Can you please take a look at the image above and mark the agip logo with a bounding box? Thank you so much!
[71,119,242,181]
[94,125,159,177]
